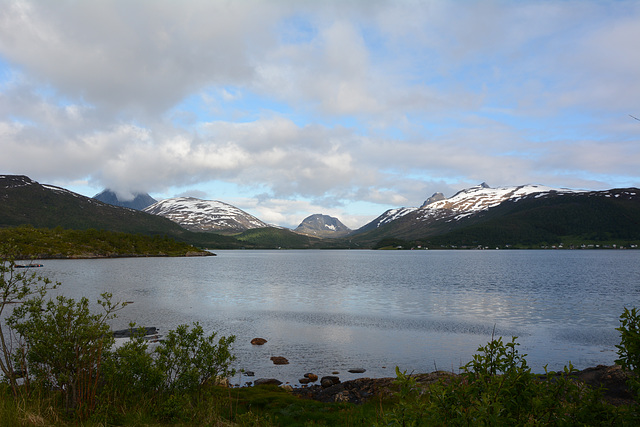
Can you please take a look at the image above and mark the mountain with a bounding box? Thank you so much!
[93,189,157,210]
[424,187,640,247]
[349,183,640,247]
[294,214,351,238]
[143,197,268,234]
[0,175,188,235]
[354,183,578,237]
[0,174,244,248]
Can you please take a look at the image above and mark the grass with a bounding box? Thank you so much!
[0,383,384,426]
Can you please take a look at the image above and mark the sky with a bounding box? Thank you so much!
[1,0,639,229]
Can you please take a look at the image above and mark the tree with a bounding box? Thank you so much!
[0,242,57,397]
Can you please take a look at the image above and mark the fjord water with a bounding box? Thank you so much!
[42,250,640,385]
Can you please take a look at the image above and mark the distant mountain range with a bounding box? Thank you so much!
[2,174,640,249]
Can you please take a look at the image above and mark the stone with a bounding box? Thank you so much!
[281,385,293,392]
[348,368,366,374]
[299,378,311,384]
[251,337,267,345]
[270,356,289,365]
[254,378,282,386]
[321,376,340,388]
[304,373,318,382]
[244,371,255,377]
[334,390,351,402]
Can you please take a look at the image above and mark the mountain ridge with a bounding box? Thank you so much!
[3,174,640,249]
[349,184,640,247]
[353,183,582,235]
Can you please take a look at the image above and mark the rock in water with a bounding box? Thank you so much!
[304,373,319,381]
[270,356,289,365]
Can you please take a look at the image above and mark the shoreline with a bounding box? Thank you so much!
[282,364,635,406]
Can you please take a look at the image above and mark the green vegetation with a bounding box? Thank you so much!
[235,227,319,248]
[1,243,640,425]
[378,338,618,425]
[373,237,413,250]
[616,307,640,406]
[0,225,211,258]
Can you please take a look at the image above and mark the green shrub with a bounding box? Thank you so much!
[101,324,164,403]
[154,322,236,392]
[379,336,618,426]
[7,292,124,418]
[616,307,640,374]
[0,242,58,397]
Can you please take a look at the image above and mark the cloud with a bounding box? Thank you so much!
[0,0,280,116]
[1,0,639,228]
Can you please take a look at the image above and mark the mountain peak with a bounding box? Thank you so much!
[294,214,351,238]
[420,192,446,208]
[143,197,267,233]
[0,174,37,188]
[93,189,157,211]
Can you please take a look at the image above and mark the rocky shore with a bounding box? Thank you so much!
[281,365,634,406]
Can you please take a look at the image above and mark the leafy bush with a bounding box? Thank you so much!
[616,307,640,374]
[7,292,124,417]
[154,322,236,392]
[615,307,640,423]
[101,324,164,403]
[0,241,58,397]
[379,336,618,426]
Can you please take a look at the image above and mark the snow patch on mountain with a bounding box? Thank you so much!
[373,183,584,228]
[143,197,267,233]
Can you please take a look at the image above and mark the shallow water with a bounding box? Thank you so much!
[37,249,640,385]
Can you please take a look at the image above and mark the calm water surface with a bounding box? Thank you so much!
[40,250,640,385]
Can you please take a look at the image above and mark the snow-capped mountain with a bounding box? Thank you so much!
[143,197,267,233]
[294,214,351,238]
[358,183,584,232]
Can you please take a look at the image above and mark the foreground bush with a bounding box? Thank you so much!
[379,337,620,426]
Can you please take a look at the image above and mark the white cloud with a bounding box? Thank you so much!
[1,0,639,228]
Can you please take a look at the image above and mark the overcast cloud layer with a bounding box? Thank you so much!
[1,0,639,228]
